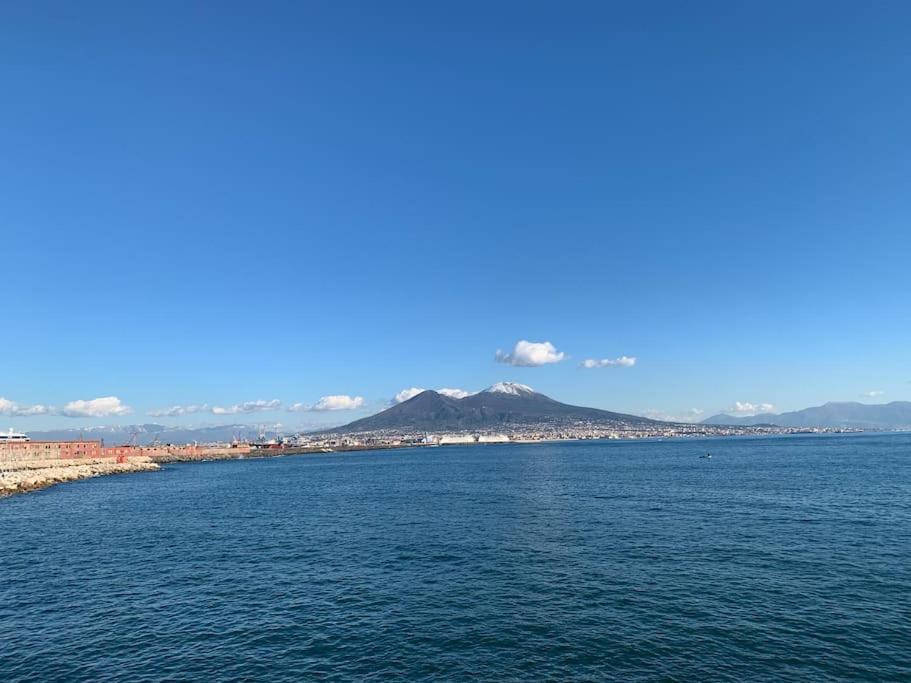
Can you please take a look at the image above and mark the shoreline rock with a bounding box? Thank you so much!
[0,457,160,497]
[1,443,419,498]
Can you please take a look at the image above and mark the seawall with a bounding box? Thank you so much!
[0,456,159,497]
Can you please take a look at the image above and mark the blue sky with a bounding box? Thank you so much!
[2,1,910,430]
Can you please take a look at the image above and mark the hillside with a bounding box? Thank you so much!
[332,382,664,433]
[702,401,911,429]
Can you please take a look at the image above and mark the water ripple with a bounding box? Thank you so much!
[2,434,910,681]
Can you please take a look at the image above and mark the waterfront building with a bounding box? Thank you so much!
[1,439,103,462]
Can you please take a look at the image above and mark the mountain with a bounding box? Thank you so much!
[700,413,779,427]
[702,401,911,429]
[23,423,278,446]
[330,382,665,433]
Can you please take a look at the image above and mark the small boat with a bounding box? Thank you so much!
[700,452,712,459]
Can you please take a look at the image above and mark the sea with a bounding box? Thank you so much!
[1,433,909,681]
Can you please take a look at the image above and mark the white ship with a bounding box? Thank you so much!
[0,428,29,442]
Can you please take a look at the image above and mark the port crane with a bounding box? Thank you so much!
[126,429,140,447]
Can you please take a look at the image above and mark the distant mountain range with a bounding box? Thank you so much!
[702,401,911,429]
[21,397,911,444]
[24,423,277,446]
[331,382,663,433]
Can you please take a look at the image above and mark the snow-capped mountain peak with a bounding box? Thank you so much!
[484,382,536,396]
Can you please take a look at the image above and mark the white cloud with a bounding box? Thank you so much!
[580,356,637,369]
[311,395,365,412]
[642,408,704,423]
[394,387,426,404]
[730,401,776,416]
[148,404,210,417]
[392,387,473,404]
[438,387,471,399]
[0,397,52,417]
[1,395,131,418]
[61,396,133,418]
[289,395,366,412]
[863,390,884,398]
[495,340,565,367]
[212,399,281,415]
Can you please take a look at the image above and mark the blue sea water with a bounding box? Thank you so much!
[1,433,910,681]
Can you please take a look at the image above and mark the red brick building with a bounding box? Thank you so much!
[0,440,104,461]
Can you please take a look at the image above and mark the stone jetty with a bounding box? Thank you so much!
[0,440,417,499]
[0,457,159,497]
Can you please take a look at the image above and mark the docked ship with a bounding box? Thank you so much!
[1,428,29,442]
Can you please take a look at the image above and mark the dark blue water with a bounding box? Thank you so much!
[2,434,910,681]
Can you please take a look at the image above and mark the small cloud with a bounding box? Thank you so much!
[642,408,704,423]
[495,340,565,367]
[580,356,637,369]
[148,404,210,417]
[312,395,364,411]
[394,387,426,404]
[61,396,132,418]
[212,399,281,415]
[0,397,52,417]
[863,390,884,399]
[438,387,471,399]
[730,401,776,416]
[289,395,365,412]
[392,387,473,404]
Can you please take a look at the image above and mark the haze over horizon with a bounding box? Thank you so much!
[3,3,910,430]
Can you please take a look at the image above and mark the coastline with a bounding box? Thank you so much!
[1,430,890,499]
[0,443,417,498]
[0,457,160,497]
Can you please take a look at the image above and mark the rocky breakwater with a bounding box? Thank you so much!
[0,457,159,497]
